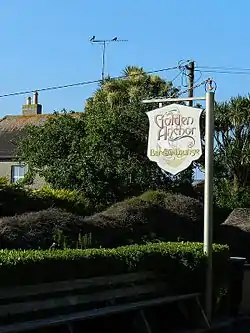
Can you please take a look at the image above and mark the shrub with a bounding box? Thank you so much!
[214,180,250,210]
[83,191,204,248]
[32,186,90,216]
[0,191,205,250]
[0,208,86,249]
[139,190,169,205]
[0,177,8,187]
[0,242,229,302]
[139,191,204,224]
[0,185,89,217]
[0,186,42,216]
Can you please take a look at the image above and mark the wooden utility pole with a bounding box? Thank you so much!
[186,61,195,106]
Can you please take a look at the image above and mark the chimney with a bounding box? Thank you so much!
[22,92,42,116]
[33,91,38,104]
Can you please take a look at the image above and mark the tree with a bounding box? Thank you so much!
[17,111,86,190]
[18,67,194,209]
[212,95,250,208]
[81,67,194,204]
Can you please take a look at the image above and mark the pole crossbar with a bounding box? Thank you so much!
[142,96,206,104]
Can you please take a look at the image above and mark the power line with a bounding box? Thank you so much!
[178,79,209,97]
[0,64,230,101]
[169,70,183,83]
[0,66,178,99]
[197,65,250,75]
[197,66,250,71]
[196,69,250,75]
[147,78,210,104]
[177,60,203,88]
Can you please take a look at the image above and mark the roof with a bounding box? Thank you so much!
[0,115,52,160]
[0,114,52,131]
[0,131,23,159]
[222,209,250,231]
[0,113,83,160]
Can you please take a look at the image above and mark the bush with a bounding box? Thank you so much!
[140,190,204,223]
[0,186,41,216]
[83,191,204,248]
[0,185,89,217]
[33,186,90,216]
[214,180,250,210]
[0,208,86,249]
[0,177,8,187]
[0,191,206,250]
[0,242,229,301]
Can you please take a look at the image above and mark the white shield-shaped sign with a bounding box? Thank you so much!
[146,103,202,175]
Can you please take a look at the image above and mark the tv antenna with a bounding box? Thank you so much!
[90,36,128,81]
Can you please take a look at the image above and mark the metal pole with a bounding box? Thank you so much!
[90,37,128,81]
[101,41,106,81]
[203,90,215,322]
[142,87,216,323]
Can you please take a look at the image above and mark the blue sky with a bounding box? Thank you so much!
[1,0,250,118]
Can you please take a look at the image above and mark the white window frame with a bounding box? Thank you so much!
[11,165,27,183]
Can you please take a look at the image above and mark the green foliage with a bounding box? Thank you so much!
[0,208,87,249]
[17,67,194,209]
[0,191,204,250]
[139,190,169,205]
[17,111,86,191]
[77,232,93,249]
[83,190,204,247]
[0,186,41,216]
[33,186,89,215]
[211,96,250,208]
[214,179,250,210]
[0,184,89,217]
[53,229,92,249]
[83,81,194,206]
[0,242,229,300]
[0,177,8,187]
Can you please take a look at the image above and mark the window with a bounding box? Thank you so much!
[11,165,27,183]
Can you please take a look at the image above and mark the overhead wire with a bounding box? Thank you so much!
[169,69,183,84]
[1,62,244,100]
[170,60,207,98]
[143,60,210,102]
[196,69,250,75]
[177,79,209,98]
[0,66,178,99]
[196,65,250,75]
[197,66,250,71]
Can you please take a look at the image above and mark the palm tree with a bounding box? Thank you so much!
[87,66,179,108]
[214,95,250,192]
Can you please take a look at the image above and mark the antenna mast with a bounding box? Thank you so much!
[90,36,128,81]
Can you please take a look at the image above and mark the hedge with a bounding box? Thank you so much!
[0,208,86,250]
[0,242,229,298]
[82,191,204,248]
[0,185,89,217]
[0,191,205,250]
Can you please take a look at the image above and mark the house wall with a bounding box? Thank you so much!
[0,161,13,181]
[0,161,46,189]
